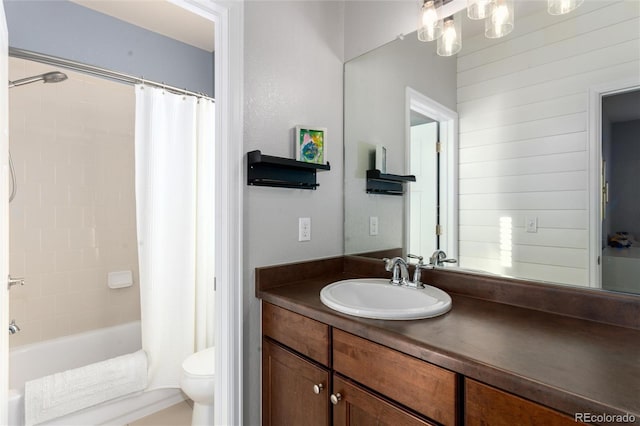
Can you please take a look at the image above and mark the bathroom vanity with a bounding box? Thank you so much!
[258,256,640,425]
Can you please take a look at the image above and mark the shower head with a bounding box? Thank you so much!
[9,71,68,88]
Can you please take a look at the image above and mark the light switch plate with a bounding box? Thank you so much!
[299,217,311,241]
[525,216,538,233]
[369,216,379,236]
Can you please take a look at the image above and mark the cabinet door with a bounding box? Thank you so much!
[263,338,330,426]
[331,375,436,426]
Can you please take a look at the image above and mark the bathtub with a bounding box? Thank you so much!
[8,321,185,426]
[602,246,640,294]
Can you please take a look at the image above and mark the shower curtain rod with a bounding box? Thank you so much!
[9,47,215,102]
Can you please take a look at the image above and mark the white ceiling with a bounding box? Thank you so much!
[70,0,215,52]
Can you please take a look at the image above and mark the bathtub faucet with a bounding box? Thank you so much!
[8,319,20,335]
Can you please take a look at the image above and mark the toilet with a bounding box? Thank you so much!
[180,346,215,426]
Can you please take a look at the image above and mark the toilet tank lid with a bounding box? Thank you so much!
[183,346,215,376]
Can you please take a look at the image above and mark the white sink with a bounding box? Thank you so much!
[320,278,452,320]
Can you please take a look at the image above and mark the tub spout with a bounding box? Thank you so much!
[8,319,20,335]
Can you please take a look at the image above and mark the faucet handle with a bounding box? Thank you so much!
[382,258,392,271]
[8,319,20,335]
[407,254,424,265]
[8,275,25,290]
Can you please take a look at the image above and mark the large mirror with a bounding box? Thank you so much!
[344,0,640,296]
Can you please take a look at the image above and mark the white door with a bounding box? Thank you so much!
[408,121,438,257]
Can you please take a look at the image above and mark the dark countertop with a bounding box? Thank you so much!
[258,272,640,423]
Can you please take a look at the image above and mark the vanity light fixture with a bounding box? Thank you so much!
[467,0,495,20]
[437,15,462,56]
[420,0,582,56]
[548,0,584,15]
[418,0,443,42]
[485,0,514,38]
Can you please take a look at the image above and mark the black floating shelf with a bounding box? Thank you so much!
[247,150,330,190]
[366,169,416,196]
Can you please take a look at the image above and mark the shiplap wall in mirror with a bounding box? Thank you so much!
[344,0,640,294]
[457,0,639,288]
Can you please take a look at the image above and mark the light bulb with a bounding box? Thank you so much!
[467,0,495,20]
[548,0,584,15]
[437,16,461,56]
[485,0,513,38]
[418,0,443,42]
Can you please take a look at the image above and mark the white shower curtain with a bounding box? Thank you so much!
[134,85,215,389]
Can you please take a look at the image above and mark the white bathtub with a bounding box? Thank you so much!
[8,321,185,426]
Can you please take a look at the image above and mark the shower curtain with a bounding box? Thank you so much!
[134,85,215,389]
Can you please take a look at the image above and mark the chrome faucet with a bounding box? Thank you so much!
[408,254,431,289]
[8,319,20,335]
[383,257,410,286]
[429,250,457,267]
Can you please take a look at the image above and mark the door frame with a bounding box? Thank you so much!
[174,1,244,424]
[0,2,9,424]
[588,77,640,289]
[405,87,458,260]
[0,1,245,424]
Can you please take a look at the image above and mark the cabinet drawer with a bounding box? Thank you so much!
[465,379,580,426]
[333,329,457,425]
[262,302,330,366]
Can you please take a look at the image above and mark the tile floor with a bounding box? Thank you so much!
[128,401,193,426]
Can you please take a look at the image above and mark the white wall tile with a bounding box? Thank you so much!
[9,58,140,347]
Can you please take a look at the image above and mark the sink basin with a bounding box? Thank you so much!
[320,278,452,320]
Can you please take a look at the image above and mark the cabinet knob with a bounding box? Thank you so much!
[330,393,342,405]
[313,383,324,394]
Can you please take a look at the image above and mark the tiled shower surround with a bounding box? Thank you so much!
[8,57,140,346]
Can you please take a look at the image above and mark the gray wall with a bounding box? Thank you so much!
[344,1,417,62]
[344,33,457,254]
[243,1,345,424]
[610,119,640,241]
[4,0,214,96]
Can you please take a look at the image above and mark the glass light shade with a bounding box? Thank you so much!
[437,16,462,56]
[548,0,584,15]
[417,0,443,42]
[485,0,514,39]
[467,0,495,20]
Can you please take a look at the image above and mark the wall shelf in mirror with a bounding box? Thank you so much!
[247,150,330,190]
[366,169,416,196]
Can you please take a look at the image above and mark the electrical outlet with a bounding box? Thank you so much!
[299,217,311,241]
[369,216,379,236]
[525,216,538,233]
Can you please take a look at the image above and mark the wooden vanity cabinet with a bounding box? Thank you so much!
[262,302,455,426]
[262,302,581,426]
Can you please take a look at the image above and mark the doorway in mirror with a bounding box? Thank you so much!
[600,88,640,295]
[405,88,458,263]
